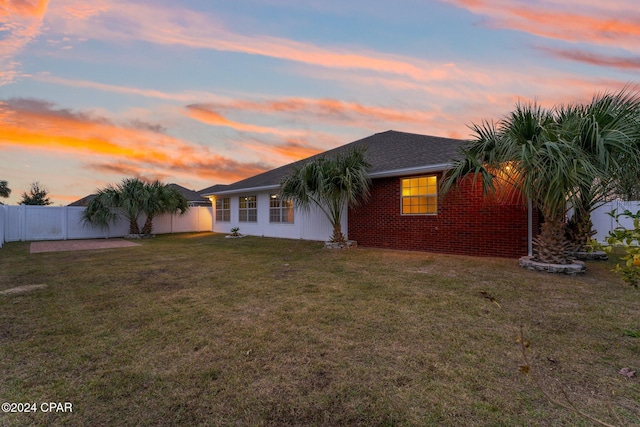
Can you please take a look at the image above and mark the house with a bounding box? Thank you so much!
[202,130,533,258]
[166,184,210,207]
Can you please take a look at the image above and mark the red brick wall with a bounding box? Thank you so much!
[348,173,530,258]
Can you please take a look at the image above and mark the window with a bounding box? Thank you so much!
[239,196,257,222]
[215,197,230,222]
[269,194,294,223]
[401,176,437,215]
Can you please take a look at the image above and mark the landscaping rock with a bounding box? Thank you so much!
[566,250,608,261]
[519,256,586,275]
[324,240,357,249]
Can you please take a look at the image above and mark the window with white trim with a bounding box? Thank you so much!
[215,197,230,222]
[269,194,294,223]
[239,196,257,222]
[401,176,437,215]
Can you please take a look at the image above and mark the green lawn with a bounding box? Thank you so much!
[1,233,638,426]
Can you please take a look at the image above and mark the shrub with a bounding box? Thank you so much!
[606,209,640,288]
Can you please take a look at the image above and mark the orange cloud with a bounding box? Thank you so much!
[441,0,640,51]
[232,137,326,165]
[0,0,48,18]
[0,0,49,84]
[0,98,270,183]
[185,104,282,135]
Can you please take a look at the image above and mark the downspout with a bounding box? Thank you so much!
[527,198,533,257]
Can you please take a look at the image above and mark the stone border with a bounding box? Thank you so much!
[225,234,247,239]
[324,240,357,249]
[519,256,586,275]
[566,250,608,261]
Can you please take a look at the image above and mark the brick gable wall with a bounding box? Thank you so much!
[348,173,530,258]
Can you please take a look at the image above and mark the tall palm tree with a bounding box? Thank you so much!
[442,88,640,264]
[140,182,188,235]
[0,180,11,200]
[280,147,371,243]
[83,178,189,236]
[560,89,640,250]
[441,105,595,264]
[83,178,147,235]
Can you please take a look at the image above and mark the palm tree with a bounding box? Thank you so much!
[140,182,188,235]
[0,180,11,200]
[83,178,147,235]
[280,147,371,243]
[560,89,640,250]
[442,88,640,264]
[81,187,120,236]
[83,178,189,236]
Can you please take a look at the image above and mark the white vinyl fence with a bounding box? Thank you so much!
[0,205,213,247]
[591,200,640,243]
[0,202,638,249]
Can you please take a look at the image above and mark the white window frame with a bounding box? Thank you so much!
[269,194,294,224]
[400,176,438,215]
[215,197,230,222]
[239,196,258,222]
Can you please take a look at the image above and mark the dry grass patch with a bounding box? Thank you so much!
[0,232,638,426]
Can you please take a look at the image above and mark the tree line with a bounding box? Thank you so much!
[0,181,52,206]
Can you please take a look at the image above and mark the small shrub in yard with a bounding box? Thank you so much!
[606,209,640,288]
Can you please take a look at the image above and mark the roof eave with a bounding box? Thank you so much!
[203,184,281,196]
[203,163,454,196]
[368,163,453,179]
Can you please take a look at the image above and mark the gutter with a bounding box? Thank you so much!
[202,184,280,197]
[367,163,453,179]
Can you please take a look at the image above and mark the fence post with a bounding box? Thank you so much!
[62,206,68,240]
[0,205,5,248]
[19,205,26,242]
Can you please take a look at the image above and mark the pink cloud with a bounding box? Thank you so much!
[440,0,640,51]
[45,1,464,83]
[0,0,50,84]
[538,46,640,71]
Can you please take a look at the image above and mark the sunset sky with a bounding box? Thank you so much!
[2,0,639,205]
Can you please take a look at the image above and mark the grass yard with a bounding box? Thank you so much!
[0,232,638,426]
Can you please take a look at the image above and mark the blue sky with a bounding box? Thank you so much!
[1,0,639,204]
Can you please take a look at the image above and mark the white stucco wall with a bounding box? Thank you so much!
[211,191,347,242]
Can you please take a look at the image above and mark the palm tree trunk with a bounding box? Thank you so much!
[129,218,140,235]
[331,223,346,243]
[565,211,595,252]
[533,218,570,264]
[141,214,154,235]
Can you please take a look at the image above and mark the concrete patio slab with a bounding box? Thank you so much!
[30,239,141,254]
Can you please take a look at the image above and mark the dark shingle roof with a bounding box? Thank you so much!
[167,183,211,205]
[198,184,229,195]
[167,183,208,202]
[203,130,465,195]
[70,183,211,207]
[68,194,96,207]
